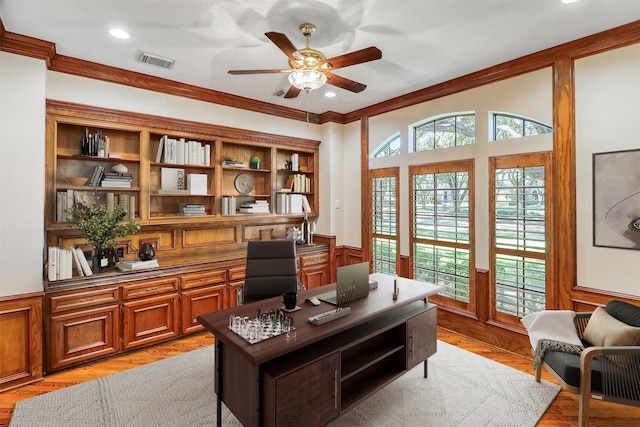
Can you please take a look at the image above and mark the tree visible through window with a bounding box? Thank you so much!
[491,153,550,323]
[493,113,552,141]
[371,168,399,274]
[410,161,474,310]
[372,133,401,158]
[412,113,475,152]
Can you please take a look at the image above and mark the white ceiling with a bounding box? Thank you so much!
[1,0,639,115]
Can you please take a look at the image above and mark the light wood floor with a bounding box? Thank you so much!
[2,328,639,426]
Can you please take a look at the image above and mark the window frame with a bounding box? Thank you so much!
[409,112,476,153]
[409,159,475,313]
[489,152,555,327]
[371,132,401,158]
[491,112,552,141]
[370,167,400,275]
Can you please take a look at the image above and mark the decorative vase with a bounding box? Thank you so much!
[250,161,260,169]
[92,244,104,273]
[138,243,156,261]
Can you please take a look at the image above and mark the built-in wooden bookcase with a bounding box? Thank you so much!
[45,101,320,234]
[48,119,142,227]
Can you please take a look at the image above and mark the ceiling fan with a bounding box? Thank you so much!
[228,23,382,98]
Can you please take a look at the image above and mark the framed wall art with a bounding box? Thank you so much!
[593,148,640,250]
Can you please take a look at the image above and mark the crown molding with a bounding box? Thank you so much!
[2,17,639,126]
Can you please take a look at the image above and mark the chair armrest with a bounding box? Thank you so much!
[581,345,640,399]
[574,312,592,339]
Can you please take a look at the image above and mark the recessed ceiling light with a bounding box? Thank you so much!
[109,28,130,39]
[561,0,579,3]
[324,91,336,98]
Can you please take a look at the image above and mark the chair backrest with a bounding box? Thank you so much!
[243,239,298,304]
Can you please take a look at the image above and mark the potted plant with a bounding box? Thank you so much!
[250,155,261,169]
[66,203,140,272]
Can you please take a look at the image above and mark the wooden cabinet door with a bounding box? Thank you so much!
[299,251,329,289]
[181,284,225,334]
[49,304,119,371]
[300,265,329,289]
[406,305,437,369]
[270,353,340,426]
[123,293,179,350]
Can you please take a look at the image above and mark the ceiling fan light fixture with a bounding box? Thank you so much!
[288,69,327,92]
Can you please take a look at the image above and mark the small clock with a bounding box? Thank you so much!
[234,173,254,194]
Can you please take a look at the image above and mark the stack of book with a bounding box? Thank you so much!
[178,203,206,216]
[101,172,133,188]
[239,200,270,214]
[116,259,159,271]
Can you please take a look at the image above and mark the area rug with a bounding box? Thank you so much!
[9,341,560,427]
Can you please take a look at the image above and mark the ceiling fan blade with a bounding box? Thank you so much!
[228,69,291,75]
[283,86,302,98]
[320,47,382,70]
[265,32,298,59]
[325,72,367,93]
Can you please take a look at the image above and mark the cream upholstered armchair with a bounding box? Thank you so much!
[524,300,640,427]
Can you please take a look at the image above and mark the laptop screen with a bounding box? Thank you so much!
[317,262,370,305]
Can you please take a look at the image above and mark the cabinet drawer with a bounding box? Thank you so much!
[181,269,227,290]
[49,287,120,313]
[299,252,329,268]
[228,266,245,282]
[122,277,178,300]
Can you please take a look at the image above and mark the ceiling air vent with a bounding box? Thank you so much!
[137,51,175,69]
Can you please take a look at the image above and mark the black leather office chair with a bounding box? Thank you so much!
[241,239,299,304]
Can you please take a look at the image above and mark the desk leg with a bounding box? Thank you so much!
[424,359,428,378]
[216,338,223,427]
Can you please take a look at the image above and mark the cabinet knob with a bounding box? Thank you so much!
[146,286,158,292]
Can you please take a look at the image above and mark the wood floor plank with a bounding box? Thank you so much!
[1,328,639,426]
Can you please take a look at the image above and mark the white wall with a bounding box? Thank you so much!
[0,52,46,296]
[575,43,640,296]
[367,69,553,269]
[47,72,321,141]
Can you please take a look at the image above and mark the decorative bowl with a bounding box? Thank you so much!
[64,177,88,186]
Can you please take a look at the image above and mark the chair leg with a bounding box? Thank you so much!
[578,393,590,427]
[535,364,542,382]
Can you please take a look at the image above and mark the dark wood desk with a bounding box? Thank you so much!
[197,273,442,427]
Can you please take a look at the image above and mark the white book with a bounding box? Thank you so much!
[177,138,185,165]
[302,195,311,213]
[64,249,73,280]
[155,135,166,163]
[161,167,179,191]
[48,246,58,281]
[187,173,207,195]
[222,196,228,215]
[204,144,211,166]
[289,193,303,213]
[70,247,85,277]
[75,248,93,277]
[129,195,136,219]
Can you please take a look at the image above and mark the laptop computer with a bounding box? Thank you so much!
[317,262,370,305]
